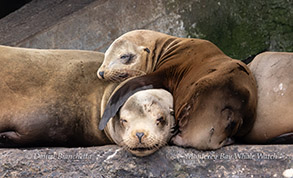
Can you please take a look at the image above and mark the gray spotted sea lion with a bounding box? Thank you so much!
[0,45,175,156]
[98,30,257,150]
[244,52,293,143]
[105,88,175,156]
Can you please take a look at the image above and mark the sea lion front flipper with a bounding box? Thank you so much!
[267,132,293,144]
[99,74,165,130]
[0,131,22,147]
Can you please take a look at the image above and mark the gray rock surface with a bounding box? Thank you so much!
[0,0,186,52]
[0,0,292,58]
[0,0,97,46]
[0,145,292,177]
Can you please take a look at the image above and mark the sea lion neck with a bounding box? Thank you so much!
[148,37,195,93]
[148,36,179,72]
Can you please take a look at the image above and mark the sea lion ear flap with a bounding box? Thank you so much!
[99,75,160,130]
[144,48,150,53]
[170,108,175,116]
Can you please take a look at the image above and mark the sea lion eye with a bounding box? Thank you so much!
[120,119,128,126]
[156,117,165,125]
[144,48,150,53]
[120,54,135,64]
[170,109,175,116]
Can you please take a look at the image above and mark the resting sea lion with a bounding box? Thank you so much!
[0,45,175,156]
[244,52,293,143]
[98,30,258,150]
[105,88,175,156]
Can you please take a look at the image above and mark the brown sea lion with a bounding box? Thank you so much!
[98,30,258,150]
[244,52,293,143]
[0,45,175,156]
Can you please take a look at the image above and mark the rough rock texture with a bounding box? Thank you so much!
[1,0,291,58]
[0,145,292,177]
[0,0,97,46]
[0,0,186,52]
[165,0,293,59]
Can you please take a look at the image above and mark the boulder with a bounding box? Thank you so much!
[0,0,291,58]
[0,145,292,177]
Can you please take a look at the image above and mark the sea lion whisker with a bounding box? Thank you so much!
[109,75,121,82]
[120,141,131,151]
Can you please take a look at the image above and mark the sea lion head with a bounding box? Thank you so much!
[105,89,175,157]
[97,30,168,81]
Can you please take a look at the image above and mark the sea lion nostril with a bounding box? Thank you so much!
[99,71,105,79]
[136,132,144,143]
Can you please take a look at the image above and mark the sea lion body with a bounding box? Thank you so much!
[244,52,293,143]
[99,30,257,150]
[0,45,112,146]
[0,45,175,157]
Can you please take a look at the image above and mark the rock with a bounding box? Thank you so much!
[164,0,293,59]
[1,0,291,58]
[0,145,292,177]
[0,0,97,46]
[0,0,186,52]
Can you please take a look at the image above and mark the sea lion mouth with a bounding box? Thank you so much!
[128,144,159,152]
[109,70,146,81]
[118,73,129,78]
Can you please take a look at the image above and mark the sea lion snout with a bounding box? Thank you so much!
[135,132,145,143]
